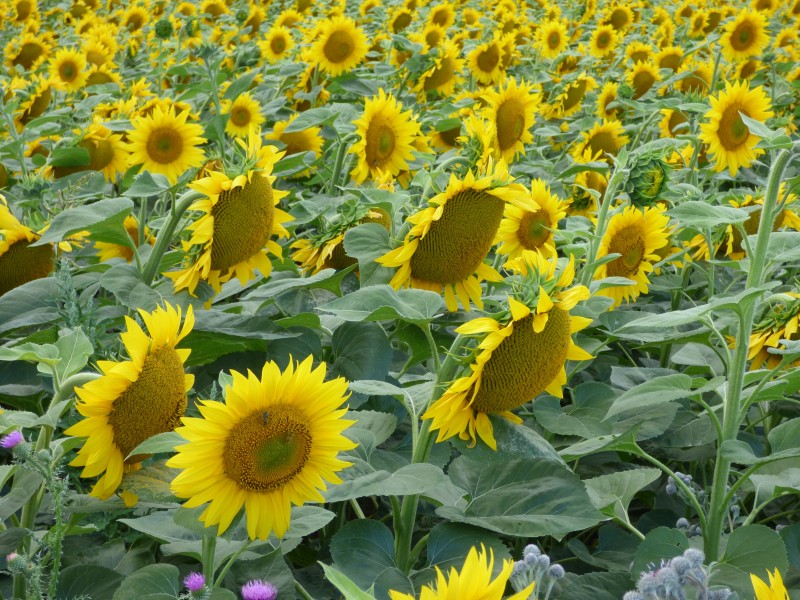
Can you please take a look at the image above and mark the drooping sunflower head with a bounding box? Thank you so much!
[748,294,800,371]
[423,257,592,449]
[167,132,291,297]
[468,37,506,86]
[65,302,194,500]
[350,89,422,184]
[168,356,356,540]
[720,8,769,63]
[537,19,569,59]
[389,545,535,600]
[49,47,88,92]
[572,119,629,164]
[595,205,670,306]
[659,108,689,138]
[223,93,266,139]
[698,80,774,176]
[127,105,207,184]
[310,16,368,77]
[481,78,539,163]
[0,196,54,296]
[377,162,526,312]
[596,81,619,120]
[15,75,53,127]
[496,178,567,260]
[547,72,596,119]
[417,41,464,98]
[675,60,713,94]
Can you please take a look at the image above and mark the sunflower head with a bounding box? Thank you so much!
[167,356,356,540]
[496,178,567,260]
[626,151,671,207]
[482,78,540,163]
[721,8,769,63]
[0,196,54,296]
[223,93,266,139]
[310,16,368,77]
[748,294,800,371]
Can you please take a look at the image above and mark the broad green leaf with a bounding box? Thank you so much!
[631,527,690,577]
[330,520,396,590]
[320,285,442,325]
[709,524,788,597]
[53,327,93,381]
[283,107,335,133]
[222,69,260,100]
[244,267,355,301]
[450,414,564,463]
[33,197,133,246]
[605,374,693,419]
[120,461,179,504]
[437,457,604,539]
[721,439,800,466]
[128,431,186,458]
[426,522,510,572]
[767,417,800,453]
[667,201,749,229]
[57,565,125,600]
[284,506,336,539]
[551,572,634,600]
[750,468,800,503]
[343,223,395,286]
[0,278,61,335]
[0,469,43,520]
[0,342,60,366]
[221,548,295,598]
[331,322,392,385]
[559,429,640,461]
[584,468,661,520]
[48,146,90,167]
[321,563,377,600]
[111,564,179,600]
[324,462,446,502]
[346,410,398,453]
[123,172,171,197]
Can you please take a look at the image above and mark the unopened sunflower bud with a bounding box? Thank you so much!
[627,155,670,207]
[155,18,173,39]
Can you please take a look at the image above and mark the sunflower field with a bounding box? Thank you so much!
[1,0,800,598]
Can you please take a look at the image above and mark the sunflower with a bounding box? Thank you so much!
[595,205,670,306]
[720,9,769,62]
[127,106,206,184]
[222,93,265,139]
[603,4,634,31]
[535,19,568,59]
[310,16,368,77]
[260,26,295,62]
[428,3,455,29]
[389,545,534,600]
[482,78,539,163]
[95,215,153,263]
[265,115,324,176]
[377,163,524,312]
[417,41,464,98]
[4,32,52,70]
[627,61,660,100]
[735,59,761,80]
[420,23,447,51]
[167,133,291,297]
[49,48,88,93]
[467,38,506,86]
[458,113,497,174]
[51,124,128,182]
[568,168,607,217]
[496,179,567,260]
[596,81,619,119]
[0,197,55,296]
[747,295,800,371]
[65,303,194,500]
[167,356,355,540]
[423,258,592,449]
[589,24,618,59]
[15,76,53,128]
[751,569,790,600]
[85,64,120,87]
[675,60,713,94]
[572,119,629,164]
[350,89,422,183]
[388,7,413,32]
[699,80,774,176]
[292,208,391,274]
[659,109,689,138]
[625,41,653,64]
[548,72,596,119]
[656,45,684,71]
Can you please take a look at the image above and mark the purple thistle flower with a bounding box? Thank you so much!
[183,572,205,593]
[1,430,23,449]
[241,579,278,600]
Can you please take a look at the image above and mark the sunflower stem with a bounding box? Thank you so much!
[579,167,624,287]
[295,580,314,600]
[421,323,441,374]
[704,147,794,561]
[201,533,217,585]
[141,190,203,286]
[213,539,251,587]
[329,134,352,195]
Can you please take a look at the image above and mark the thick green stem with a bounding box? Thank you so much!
[704,148,793,561]
[140,190,203,285]
[201,533,217,585]
[579,168,625,287]
[329,134,355,195]
[213,539,251,587]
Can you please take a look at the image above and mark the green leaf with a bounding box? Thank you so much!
[222,70,260,100]
[320,563,377,600]
[48,146,91,167]
[124,172,172,197]
[331,322,392,387]
[244,267,355,301]
[283,107,335,133]
[0,470,43,520]
[346,410,398,453]
[557,161,609,180]
[767,417,800,453]
[57,565,125,600]
[33,197,134,246]
[450,414,564,463]
[584,468,661,520]
[0,342,60,366]
[437,457,604,539]
[331,520,396,590]
[343,223,395,286]
[709,524,788,597]
[128,431,185,457]
[721,439,800,466]
[320,285,442,325]
[426,522,510,572]
[221,548,295,598]
[53,327,93,381]
[0,278,60,335]
[324,462,446,502]
[111,564,179,600]
[120,461,179,504]
[605,374,693,419]
[284,506,336,538]
[667,201,749,229]
[559,429,640,461]
[631,527,690,577]
[551,572,634,600]
[780,523,800,571]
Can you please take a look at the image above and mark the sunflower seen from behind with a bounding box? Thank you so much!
[377,163,525,312]
[482,78,539,164]
[65,303,194,500]
[128,105,206,184]
[310,16,368,77]
[699,80,774,176]
[424,256,592,449]
[496,178,567,260]
[350,89,422,183]
[168,356,356,540]
[594,205,670,306]
[168,132,291,298]
[389,545,534,600]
